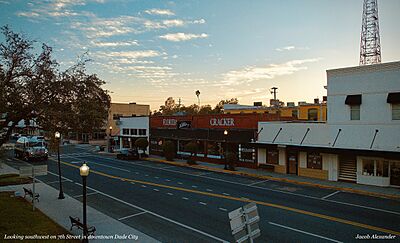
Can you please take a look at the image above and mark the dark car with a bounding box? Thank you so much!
[117,149,139,160]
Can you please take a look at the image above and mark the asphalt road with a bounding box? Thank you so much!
[4,145,400,242]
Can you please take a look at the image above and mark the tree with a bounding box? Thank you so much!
[185,141,198,165]
[134,138,149,158]
[162,140,175,161]
[0,26,110,146]
[214,98,239,113]
[225,151,237,171]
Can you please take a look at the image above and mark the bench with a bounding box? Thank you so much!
[23,187,39,202]
[69,216,96,236]
[258,164,275,172]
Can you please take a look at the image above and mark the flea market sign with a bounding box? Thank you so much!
[162,119,177,126]
[209,118,235,126]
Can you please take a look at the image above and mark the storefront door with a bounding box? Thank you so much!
[390,161,400,186]
[287,152,298,175]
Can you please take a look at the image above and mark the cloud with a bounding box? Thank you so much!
[144,9,175,16]
[192,19,206,24]
[162,19,185,27]
[221,58,321,86]
[99,50,161,59]
[275,45,310,51]
[90,40,139,47]
[159,33,208,42]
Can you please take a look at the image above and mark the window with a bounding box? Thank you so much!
[122,129,129,135]
[307,152,322,169]
[139,129,146,135]
[207,141,222,156]
[267,150,278,164]
[307,108,318,121]
[350,105,360,120]
[362,159,389,177]
[130,129,137,135]
[392,104,400,120]
[291,109,298,118]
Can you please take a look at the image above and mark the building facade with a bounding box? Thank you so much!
[117,116,149,153]
[256,61,400,187]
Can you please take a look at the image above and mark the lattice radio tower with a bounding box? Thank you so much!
[359,0,381,65]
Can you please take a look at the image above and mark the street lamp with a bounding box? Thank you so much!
[79,163,90,243]
[223,130,228,170]
[55,131,64,199]
[109,126,113,153]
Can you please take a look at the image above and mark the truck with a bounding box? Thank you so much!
[14,136,48,161]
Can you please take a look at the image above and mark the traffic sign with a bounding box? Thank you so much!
[19,165,47,177]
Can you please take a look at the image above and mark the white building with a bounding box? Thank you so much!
[117,116,149,153]
[256,61,400,187]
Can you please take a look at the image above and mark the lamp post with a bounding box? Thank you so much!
[109,126,113,152]
[80,163,90,243]
[55,131,64,199]
[223,130,228,170]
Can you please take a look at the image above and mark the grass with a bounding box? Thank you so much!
[0,173,32,186]
[0,192,79,242]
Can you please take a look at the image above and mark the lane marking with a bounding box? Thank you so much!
[58,156,400,216]
[47,171,73,182]
[135,172,139,174]
[198,172,214,176]
[85,160,130,172]
[322,191,341,200]
[222,193,230,196]
[74,192,98,198]
[165,179,171,182]
[219,208,227,212]
[178,182,183,185]
[131,182,135,185]
[75,182,83,186]
[182,197,189,200]
[167,192,173,196]
[46,180,69,184]
[199,202,207,206]
[206,189,213,192]
[269,222,343,243]
[153,189,159,192]
[141,185,147,188]
[155,176,159,179]
[248,180,269,186]
[118,211,147,221]
[192,185,198,188]
[145,174,149,177]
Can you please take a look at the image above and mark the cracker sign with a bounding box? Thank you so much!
[209,118,235,126]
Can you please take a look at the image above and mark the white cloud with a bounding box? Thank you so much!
[275,45,310,51]
[100,50,161,59]
[221,58,321,86]
[159,33,208,42]
[192,19,206,24]
[162,19,185,27]
[144,9,175,16]
[91,40,139,47]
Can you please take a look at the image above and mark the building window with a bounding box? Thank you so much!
[291,109,298,118]
[392,104,400,120]
[350,105,360,120]
[139,129,146,135]
[207,141,222,157]
[307,109,318,121]
[267,150,278,164]
[307,152,322,170]
[130,129,137,135]
[122,129,129,135]
[362,159,389,177]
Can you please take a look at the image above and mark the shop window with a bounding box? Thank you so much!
[267,150,278,164]
[139,129,146,135]
[350,105,360,120]
[207,141,222,156]
[362,159,389,177]
[122,129,129,135]
[178,140,191,153]
[197,141,205,155]
[150,138,163,152]
[292,109,298,118]
[392,104,400,120]
[307,152,322,170]
[130,129,137,135]
[307,109,318,121]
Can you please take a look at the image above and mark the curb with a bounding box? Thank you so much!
[144,157,400,200]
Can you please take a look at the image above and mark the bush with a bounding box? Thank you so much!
[162,140,176,161]
[185,141,198,165]
[134,138,149,158]
[225,151,237,171]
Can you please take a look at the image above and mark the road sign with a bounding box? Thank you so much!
[229,202,261,243]
[19,165,47,177]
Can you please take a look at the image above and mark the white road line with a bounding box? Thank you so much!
[82,185,228,242]
[7,158,11,161]
[75,182,83,186]
[268,222,343,243]
[66,154,400,216]
[155,176,159,179]
[46,180,69,184]
[131,182,135,185]
[182,197,189,200]
[165,179,171,182]
[141,185,147,188]
[167,192,173,196]
[178,182,183,185]
[247,180,269,186]
[219,208,227,212]
[74,192,98,198]
[222,193,230,196]
[199,202,207,206]
[118,211,147,221]
[192,185,198,188]
[86,160,130,172]
[153,189,159,192]
[135,172,139,174]
[241,197,249,200]
[163,165,178,169]
[47,171,73,182]
[206,189,213,192]
[322,191,341,200]
[198,172,214,176]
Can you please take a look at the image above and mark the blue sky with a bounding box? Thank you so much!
[1,0,399,110]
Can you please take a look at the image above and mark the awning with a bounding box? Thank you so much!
[387,92,400,104]
[345,94,362,105]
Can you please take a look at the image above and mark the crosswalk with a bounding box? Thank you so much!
[51,152,92,158]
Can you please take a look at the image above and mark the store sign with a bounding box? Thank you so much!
[162,119,177,126]
[177,121,191,129]
[209,118,235,127]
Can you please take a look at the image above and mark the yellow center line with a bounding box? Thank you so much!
[54,158,400,236]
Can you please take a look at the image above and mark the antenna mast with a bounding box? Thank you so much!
[359,0,381,65]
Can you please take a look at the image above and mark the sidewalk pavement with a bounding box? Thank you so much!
[136,155,400,200]
[0,163,159,243]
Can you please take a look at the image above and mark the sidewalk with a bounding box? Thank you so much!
[141,155,400,200]
[0,164,159,243]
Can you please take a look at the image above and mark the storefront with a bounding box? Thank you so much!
[150,113,284,168]
[117,116,149,153]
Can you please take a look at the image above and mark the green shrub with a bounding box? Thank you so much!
[134,138,149,158]
[162,140,176,161]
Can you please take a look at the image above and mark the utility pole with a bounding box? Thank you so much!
[360,0,381,65]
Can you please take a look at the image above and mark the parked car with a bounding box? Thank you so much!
[14,136,48,161]
[117,148,139,160]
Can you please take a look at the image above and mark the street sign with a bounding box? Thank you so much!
[229,202,261,243]
[19,165,47,177]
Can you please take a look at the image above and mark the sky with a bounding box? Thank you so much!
[1,0,399,111]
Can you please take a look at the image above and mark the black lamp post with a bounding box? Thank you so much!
[109,126,113,152]
[223,130,228,170]
[80,163,90,243]
[55,131,65,199]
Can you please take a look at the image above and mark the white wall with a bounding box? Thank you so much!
[299,152,307,168]
[278,148,286,166]
[258,148,266,164]
[322,154,338,181]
